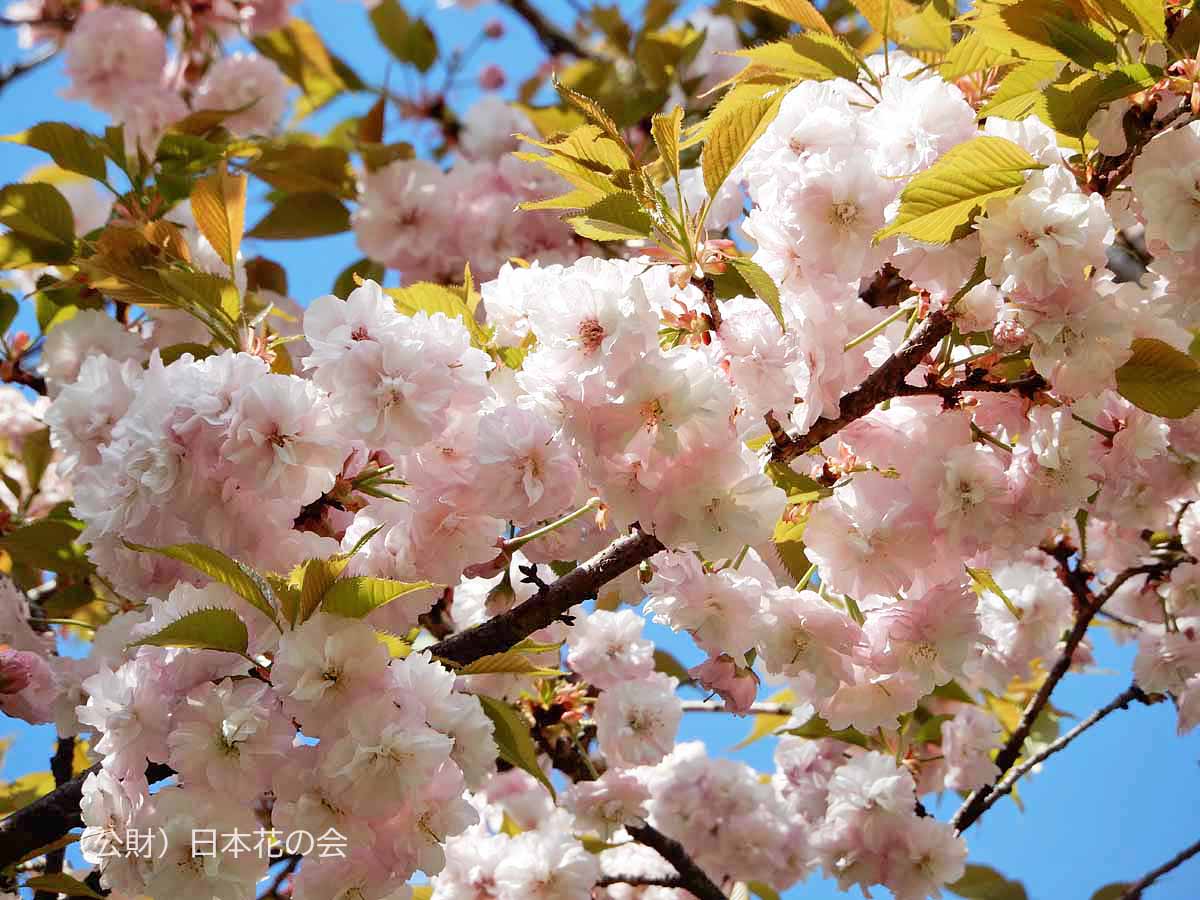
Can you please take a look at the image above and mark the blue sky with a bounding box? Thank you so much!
[2,2,1199,898]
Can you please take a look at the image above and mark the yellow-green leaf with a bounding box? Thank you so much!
[123,541,277,625]
[21,426,51,496]
[248,143,355,198]
[0,771,55,816]
[967,566,1023,620]
[939,32,1015,80]
[1095,0,1165,40]
[1115,337,1200,419]
[2,122,108,182]
[253,19,348,112]
[737,0,833,33]
[189,163,247,274]
[131,608,249,655]
[247,192,351,239]
[732,32,863,83]
[477,694,555,799]
[0,182,75,245]
[896,0,955,52]
[875,136,1042,244]
[158,270,241,324]
[1037,64,1162,139]
[456,649,565,677]
[321,576,435,618]
[1091,885,1132,900]
[784,714,871,748]
[730,257,783,330]
[299,557,350,625]
[773,516,811,585]
[734,687,794,748]
[569,191,654,241]
[386,281,490,346]
[702,93,783,197]
[978,60,1062,120]
[652,107,684,185]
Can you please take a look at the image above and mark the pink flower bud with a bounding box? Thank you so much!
[479,64,506,91]
[689,654,759,715]
[484,19,505,38]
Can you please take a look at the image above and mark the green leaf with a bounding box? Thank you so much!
[734,687,794,748]
[477,694,556,799]
[729,257,783,330]
[569,191,654,241]
[932,680,976,704]
[247,192,351,239]
[122,541,278,625]
[298,557,351,624]
[131,608,249,655]
[948,864,1029,900]
[321,576,435,618]
[0,231,72,267]
[370,0,438,73]
[0,182,76,245]
[0,291,17,335]
[895,0,955,52]
[876,136,1043,245]
[158,270,241,323]
[702,93,783,198]
[940,32,1015,80]
[333,258,385,299]
[248,143,356,198]
[784,714,871,748]
[653,648,693,683]
[1115,337,1200,419]
[25,873,106,899]
[1090,885,1132,900]
[21,426,51,496]
[2,122,108,182]
[748,882,782,900]
[963,0,1117,68]
[0,519,91,576]
[158,342,216,365]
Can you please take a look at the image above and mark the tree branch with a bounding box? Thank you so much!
[31,737,76,900]
[681,700,795,715]
[952,560,1169,833]
[967,683,1154,821]
[1117,837,1200,899]
[429,528,664,666]
[0,47,55,95]
[499,0,591,58]
[626,823,726,900]
[770,308,953,464]
[0,762,173,870]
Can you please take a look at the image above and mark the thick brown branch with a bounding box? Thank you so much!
[1088,106,1197,197]
[32,737,77,900]
[597,874,686,889]
[499,0,590,58]
[770,308,953,464]
[1117,837,1200,899]
[627,823,726,900]
[430,528,664,666]
[952,561,1168,833]
[0,762,173,870]
[968,683,1153,820]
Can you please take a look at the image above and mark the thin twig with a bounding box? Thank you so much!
[969,684,1153,819]
[952,560,1171,833]
[681,700,795,715]
[0,46,56,94]
[596,875,685,888]
[1117,837,1200,899]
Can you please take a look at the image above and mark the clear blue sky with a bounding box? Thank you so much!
[1,3,1199,898]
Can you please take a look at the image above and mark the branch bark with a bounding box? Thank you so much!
[499,0,591,58]
[770,308,953,464]
[429,528,664,666]
[31,737,76,900]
